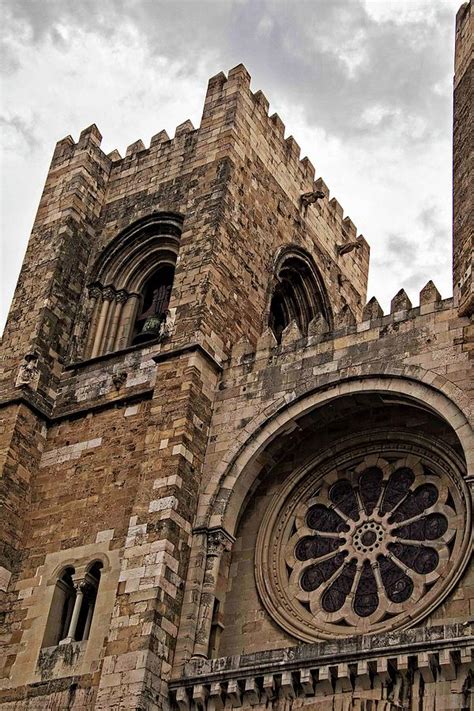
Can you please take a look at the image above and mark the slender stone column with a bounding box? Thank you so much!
[116,293,140,350]
[84,286,103,359]
[60,581,86,644]
[192,528,233,659]
[91,287,115,358]
[105,290,128,353]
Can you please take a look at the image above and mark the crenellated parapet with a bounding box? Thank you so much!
[217,65,368,262]
[229,281,451,369]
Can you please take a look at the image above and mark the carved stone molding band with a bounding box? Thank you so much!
[255,435,471,641]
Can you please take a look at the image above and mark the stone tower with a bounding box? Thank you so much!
[0,3,472,710]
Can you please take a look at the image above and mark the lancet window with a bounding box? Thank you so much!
[83,214,182,359]
[268,251,331,342]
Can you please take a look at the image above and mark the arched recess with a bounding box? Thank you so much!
[268,247,332,341]
[83,213,183,358]
[199,369,473,536]
[180,369,473,661]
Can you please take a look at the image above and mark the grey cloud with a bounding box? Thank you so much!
[373,204,450,296]
[386,233,419,266]
[2,0,454,147]
[418,206,447,248]
[0,114,40,150]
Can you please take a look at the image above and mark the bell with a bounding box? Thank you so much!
[133,315,162,344]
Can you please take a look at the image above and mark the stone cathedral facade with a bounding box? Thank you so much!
[0,4,472,710]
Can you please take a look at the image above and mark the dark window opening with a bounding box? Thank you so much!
[269,291,290,343]
[132,265,175,345]
[269,256,327,342]
[42,567,76,648]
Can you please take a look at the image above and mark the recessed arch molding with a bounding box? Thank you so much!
[83,213,183,358]
[197,365,473,537]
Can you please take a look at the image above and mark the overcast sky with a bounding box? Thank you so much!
[0,0,461,333]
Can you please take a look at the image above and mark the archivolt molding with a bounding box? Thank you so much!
[82,213,183,358]
[91,213,183,292]
[199,366,473,536]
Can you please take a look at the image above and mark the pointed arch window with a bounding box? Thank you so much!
[269,251,331,342]
[82,214,182,359]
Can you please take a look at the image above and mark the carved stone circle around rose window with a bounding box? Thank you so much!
[255,433,471,642]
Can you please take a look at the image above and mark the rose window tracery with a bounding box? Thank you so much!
[255,438,471,641]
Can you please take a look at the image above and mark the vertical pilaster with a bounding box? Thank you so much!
[95,349,220,710]
[192,529,233,659]
[0,125,111,404]
[453,2,473,315]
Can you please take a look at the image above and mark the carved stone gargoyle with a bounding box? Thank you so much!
[300,190,325,208]
[111,371,127,389]
[337,240,362,256]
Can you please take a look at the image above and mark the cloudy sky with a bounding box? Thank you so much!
[0,0,461,332]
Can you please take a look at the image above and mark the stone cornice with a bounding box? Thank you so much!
[170,623,473,708]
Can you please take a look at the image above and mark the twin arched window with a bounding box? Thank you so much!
[42,562,102,648]
[269,251,331,342]
[83,214,182,359]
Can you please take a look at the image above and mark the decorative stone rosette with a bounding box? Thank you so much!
[255,436,471,641]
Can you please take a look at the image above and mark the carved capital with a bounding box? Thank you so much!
[115,290,129,304]
[207,528,233,557]
[102,286,116,301]
[88,284,102,300]
[73,579,91,595]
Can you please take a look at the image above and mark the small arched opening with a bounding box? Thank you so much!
[42,567,76,648]
[42,561,103,648]
[268,252,331,342]
[132,264,175,345]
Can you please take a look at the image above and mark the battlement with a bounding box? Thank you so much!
[51,65,366,258]
[203,65,365,248]
[52,116,199,168]
[229,279,453,368]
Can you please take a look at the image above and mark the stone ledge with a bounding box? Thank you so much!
[170,623,473,709]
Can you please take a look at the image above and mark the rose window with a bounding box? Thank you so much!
[256,439,471,641]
